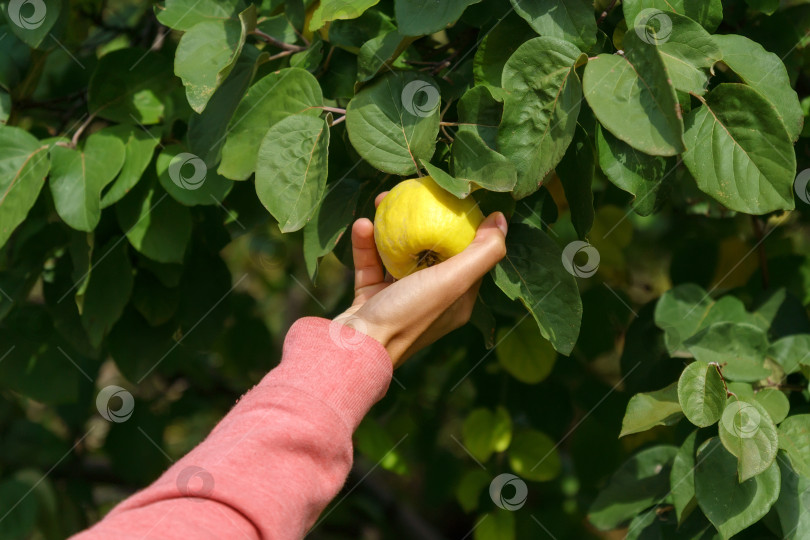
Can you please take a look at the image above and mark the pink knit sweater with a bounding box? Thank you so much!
[72,317,393,539]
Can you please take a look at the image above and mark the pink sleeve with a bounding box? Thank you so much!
[71,317,393,540]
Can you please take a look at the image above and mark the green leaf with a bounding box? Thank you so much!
[156,145,234,206]
[620,382,684,437]
[508,428,561,482]
[677,361,726,427]
[456,85,502,148]
[472,12,535,87]
[49,129,126,231]
[713,34,804,142]
[309,0,380,31]
[682,84,796,215]
[671,430,699,524]
[346,72,440,175]
[462,407,513,462]
[455,469,491,512]
[584,31,685,156]
[0,126,49,249]
[694,438,780,540]
[0,89,10,124]
[327,9,395,52]
[156,0,245,31]
[116,177,192,264]
[131,272,179,326]
[718,398,778,482]
[754,388,790,425]
[654,283,718,355]
[509,0,597,51]
[555,124,595,239]
[354,419,409,474]
[768,334,810,375]
[0,0,62,48]
[451,131,517,193]
[596,124,674,217]
[0,478,37,539]
[498,37,584,199]
[255,114,330,233]
[684,322,771,382]
[219,68,324,180]
[622,0,723,33]
[495,317,557,384]
[650,12,722,95]
[492,224,582,355]
[81,239,134,348]
[356,30,414,82]
[394,0,481,36]
[474,510,515,540]
[588,445,678,530]
[424,163,472,199]
[174,5,256,113]
[89,48,173,125]
[100,125,160,208]
[778,415,810,478]
[303,179,360,281]
[774,453,810,540]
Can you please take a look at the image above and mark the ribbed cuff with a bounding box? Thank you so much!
[264,317,393,432]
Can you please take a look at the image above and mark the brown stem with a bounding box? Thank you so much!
[252,29,307,52]
[597,0,619,25]
[330,115,346,127]
[751,215,770,290]
[71,113,96,148]
[265,49,296,62]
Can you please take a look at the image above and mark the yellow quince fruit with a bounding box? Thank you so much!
[374,176,484,279]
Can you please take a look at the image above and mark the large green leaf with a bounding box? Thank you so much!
[0,0,62,49]
[49,129,126,232]
[695,438,780,540]
[677,361,726,428]
[218,68,323,180]
[346,72,440,175]
[356,30,414,82]
[0,127,49,249]
[713,34,803,141]
[682,84,796,215]
[394,0,481,36]
[588,445,678,530]
[156,145,233,206]
[778,415,810,478]
[649,12,722,95]
[774,453,810,540]
[309,0,380,31]
[81,239,134,348]
[718,398,778,482]
[88,48,173,125]
[456,85,502,148]
[620,382,683,437]
[684,322,771,382]
[462,407,513,463]
[508,428,561,482]
[451,131,517,193]
[100,125,160,208]
[174,5,256,113]
[509,0,597,51]
[491,224,582,355]
[670,430,699,524]
[768,334,810,375]
[255,114,330,233]
[622,0,723,33]
[654,283,712,355]
[596,125,674,217]
[495,317,557,384]
[753,388,790,424]
[498,37,584,199]
[472,12,535,87]
[156,0,245,31]
[555,124,594,239]
[303,179,361,281]
[115,177,192,264]
[584,31,684,156]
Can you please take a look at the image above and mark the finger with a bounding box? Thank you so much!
[374,191,389,208]
[427,212,508,299]
[351,218,386,291]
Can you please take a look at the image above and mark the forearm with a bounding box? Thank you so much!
[72,317,393,540]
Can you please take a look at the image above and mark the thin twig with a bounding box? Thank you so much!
[71,113,95,148]
[252,29,307,52]
[597,0,619,25]
[266,49,297,62]
[330,115,346,127]
[319,106,346,114]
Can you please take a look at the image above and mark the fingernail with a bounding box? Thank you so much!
[495,213,508,236]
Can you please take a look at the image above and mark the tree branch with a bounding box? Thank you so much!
[252,29,307,52]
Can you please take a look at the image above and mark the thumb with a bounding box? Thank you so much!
[436,212,508,287]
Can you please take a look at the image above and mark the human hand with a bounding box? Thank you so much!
[333,192,508,368]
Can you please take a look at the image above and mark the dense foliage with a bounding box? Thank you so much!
[0,0,809,538]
